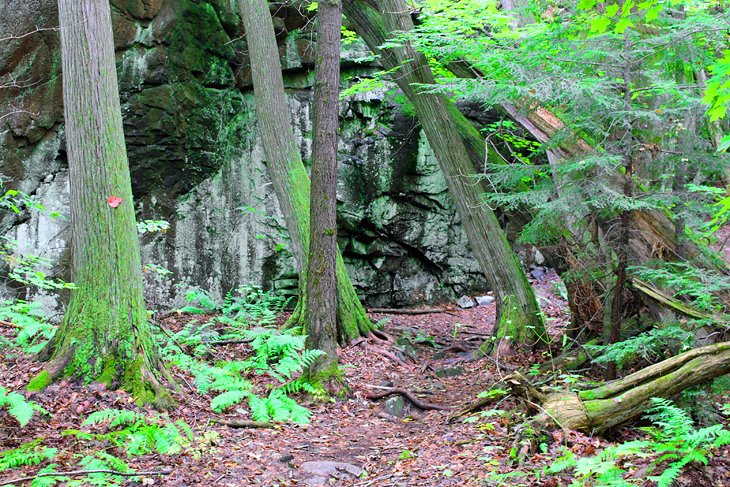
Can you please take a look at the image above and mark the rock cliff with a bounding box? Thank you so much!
[0,0,490,311]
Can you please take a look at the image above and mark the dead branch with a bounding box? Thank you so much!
[364,387,449,410]
[0,468,172,486]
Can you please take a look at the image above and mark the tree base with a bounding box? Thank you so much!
[29,344,176,410]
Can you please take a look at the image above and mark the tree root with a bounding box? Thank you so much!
[365,387,449,410]
[357,340,408,366]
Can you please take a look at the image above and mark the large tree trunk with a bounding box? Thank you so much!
[345,0,545,355]
[304,0,344,390]
[239,0,372,344]
[30,0,171,407]
[506,342,730,433]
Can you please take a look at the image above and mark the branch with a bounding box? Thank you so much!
[0,468,172,486]
[0,26,59,43]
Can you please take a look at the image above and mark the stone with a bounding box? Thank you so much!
[531,267,547,280]
[1,0,493,314]
[457,295,478,309]
[476,295,495,306]
[300,461,363,479]
[384,395,406,418]
[435,366,465,378]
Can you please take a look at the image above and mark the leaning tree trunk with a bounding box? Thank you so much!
[304,0,345,390]
[506,342,730,433]
[345,0,545,355]
[29,0,171,407]
[239,0,372,344]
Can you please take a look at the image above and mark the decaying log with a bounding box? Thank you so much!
[506,341,730,433]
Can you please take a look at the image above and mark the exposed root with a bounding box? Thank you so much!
[364,387,449,411]
[358,341,408,366]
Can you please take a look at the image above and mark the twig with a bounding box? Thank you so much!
[207,338,254,345]
[364,387,448,411]
[213,418,275,429]
[0,320,21,329]
[1,468,172,486]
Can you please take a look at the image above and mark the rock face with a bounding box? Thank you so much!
[0,0,488,311]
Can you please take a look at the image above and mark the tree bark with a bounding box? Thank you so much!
[344,0,546,355]
[30,0,171,407]
[238,0,373,344]
[304,0,344,390]
[506,341,730,433]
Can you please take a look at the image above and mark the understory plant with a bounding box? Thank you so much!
[162,286,324,423]
[546,398,730,486]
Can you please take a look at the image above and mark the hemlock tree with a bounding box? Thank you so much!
[238,0,373,344]
[304,0,345,388]
[344,0,546,355]
[29,0,171,407]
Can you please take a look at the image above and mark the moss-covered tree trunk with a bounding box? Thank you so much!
[507,342,730,433]
[30,0,171,407]
[344,0,545,355]
[239,0,372,344]
[304,0,344,390]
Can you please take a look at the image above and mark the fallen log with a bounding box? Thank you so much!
[367,307,451,315]
[213,418,275,429]
[506,341,730,433]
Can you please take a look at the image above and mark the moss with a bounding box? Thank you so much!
[27,370,52,392]
[306,361,348,398]
[97,359,118,388]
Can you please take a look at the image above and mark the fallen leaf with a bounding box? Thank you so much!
[107,195,123,208]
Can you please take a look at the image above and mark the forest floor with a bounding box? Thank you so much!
[1,269,729,486]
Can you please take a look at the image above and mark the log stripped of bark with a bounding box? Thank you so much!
[213,418,275,429]
[367,307,451,315]
[506,341,730,433]
[365,387,448,410]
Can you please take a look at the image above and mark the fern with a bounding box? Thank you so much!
[546,398,730,485]
[0,387,38,427]
[68,408,194,457]
[586,325,692,370]
[0,439,56,471]
[0,300,56,354]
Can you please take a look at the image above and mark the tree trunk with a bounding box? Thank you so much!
[304,0,345,391]
[29,0,171,407]
[344,0,546,355]
[506,342,730,433]
[239,0,372,344]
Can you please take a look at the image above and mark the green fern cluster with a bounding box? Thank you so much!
[0,439,56,472]
[0,300,56,355]
[586,325,692,370]
[0,386,40,427]
[64,408,194,456]
[547,398,730,486]
[628,262,730,313]
[221,285,290,325]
